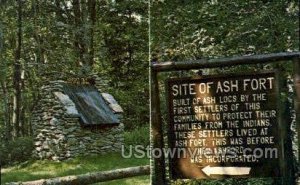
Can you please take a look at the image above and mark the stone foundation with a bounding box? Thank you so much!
[31,81,124,161]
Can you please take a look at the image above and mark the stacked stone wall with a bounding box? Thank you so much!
[31,81,124,161]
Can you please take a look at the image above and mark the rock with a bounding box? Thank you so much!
[56,134,65,139]
[106,135,114,140]
[65,151,71,158]
[52,156,60,161]
[50,126,57,130]
[52,139,60,145]
[67,138,77,145]
[53,92,79,116]
[40,129,49,133]
[65,127,78,133]
[114,142,122,147]
[35,141,42,146]
[37,133,45,139]
[50,117,59,125]
[83,137,92,141]
[109,104,124,114]
[95,140,104,146]
[42,115,52,120]
[101,146,112,150]
[67,134,75,138]
[42,142,49,149]
[101,93,124,113]
[45,152,52,158]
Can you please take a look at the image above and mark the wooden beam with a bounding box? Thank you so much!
[276,68,295,185]
[5,165,150,185]
[294,58,300,173]
[150,70,166,185]
[275,69,285,185]
[152,52,300,72]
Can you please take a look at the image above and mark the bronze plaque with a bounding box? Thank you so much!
[167,72,281,179]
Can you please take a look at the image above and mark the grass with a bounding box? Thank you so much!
[94,176,150,185]
[1,153,150,184]
[124,125,149,147]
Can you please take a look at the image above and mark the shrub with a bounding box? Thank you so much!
[124,125,150,149]
[108,87,149,130]
[0,137,34,166]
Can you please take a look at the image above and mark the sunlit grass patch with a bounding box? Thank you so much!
[94,175,150,185]
[1,153,149,184]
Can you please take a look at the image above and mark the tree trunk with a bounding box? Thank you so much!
[294,58,300,184]
[12,0,23,138]
[20,78,26,136]
[6,165,150,185]
[73,0,94,75]
[0,81,11,141]
[73,0,85,67]
[88,0,96,67]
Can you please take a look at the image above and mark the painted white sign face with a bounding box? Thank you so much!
[167,72,281,179]
[202,166,251,176]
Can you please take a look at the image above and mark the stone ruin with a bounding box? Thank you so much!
[31,79,124,161]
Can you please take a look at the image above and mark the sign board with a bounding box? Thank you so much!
[167,72,281,179]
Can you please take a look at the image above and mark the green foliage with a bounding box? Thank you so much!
[124,125,150,148]
[97,0,149,130]
[111,86,149,130]
[151,1,299,184]
[151,0,299,61]
[171,178,273,185]
[1,153,149,184]
[0,0,149,140]
[0,137,34,166]
[95,175,149,185]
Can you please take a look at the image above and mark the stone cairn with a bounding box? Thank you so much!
[31,80,124,161]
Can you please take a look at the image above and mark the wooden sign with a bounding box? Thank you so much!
[167,72,282,179]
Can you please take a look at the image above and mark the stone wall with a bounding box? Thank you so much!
[31,81,124,161]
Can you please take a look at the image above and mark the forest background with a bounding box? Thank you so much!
[0,0,149,165]
[0,0,299,184]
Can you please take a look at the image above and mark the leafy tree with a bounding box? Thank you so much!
[150,1,299,184]
[151,0,299,61]
[0,0,149,146]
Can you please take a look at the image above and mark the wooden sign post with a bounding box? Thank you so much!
[150,70,166,185]
[150,52,300,185]
[294,58,300,171]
